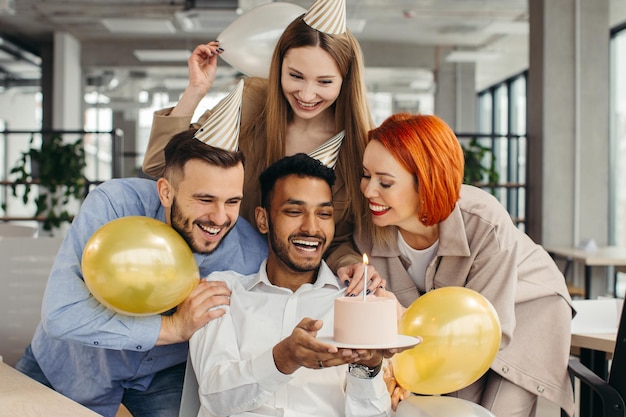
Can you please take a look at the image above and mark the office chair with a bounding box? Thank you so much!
[179,357,200,417]
[568,292,626,417]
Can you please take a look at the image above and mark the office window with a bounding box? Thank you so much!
[84,106,113,182]
[493,84,509,203]
[509,76,527,221]
[476,72,528,230]
[477,92,492,135]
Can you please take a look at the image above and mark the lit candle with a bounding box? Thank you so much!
[362,253,369,302]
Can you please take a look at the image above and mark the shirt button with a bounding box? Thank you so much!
[136,345,142,350]
[147,358,153,362]
[93,341,99,345]
[501,366,509,373]
[537,386,545,393]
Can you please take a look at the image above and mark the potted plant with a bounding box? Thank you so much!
[6,134,87,232]
[461,137,499,186]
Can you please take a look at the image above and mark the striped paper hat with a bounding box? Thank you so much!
[194,80,244,151]
[308,131,344,169]
[303,0,346,35]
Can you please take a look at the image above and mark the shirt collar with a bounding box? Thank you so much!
[246,259,343,291]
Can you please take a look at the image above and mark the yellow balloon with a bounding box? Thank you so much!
[82,216,199,316]
[392,287,501,395]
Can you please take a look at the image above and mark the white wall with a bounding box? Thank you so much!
[0,90,40,219]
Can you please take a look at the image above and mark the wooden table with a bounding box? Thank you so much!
[571,332,616,356]
[545,246,626,298]
[0,361,100,417]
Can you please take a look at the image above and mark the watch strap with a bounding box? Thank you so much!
[349,361,383,379]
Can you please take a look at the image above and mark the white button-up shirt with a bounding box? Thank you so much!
[189,260,391,417]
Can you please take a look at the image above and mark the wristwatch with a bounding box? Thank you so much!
[348,361,383,379]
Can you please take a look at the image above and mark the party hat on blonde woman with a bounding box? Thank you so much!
[308,131,344,169]
[303,0,346,35]
[194,80,244,151]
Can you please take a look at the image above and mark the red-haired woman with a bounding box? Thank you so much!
[355,113,575,417]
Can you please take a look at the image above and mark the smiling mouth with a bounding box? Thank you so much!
[369,202,390,215]
[292,238,321,252]
[296,99,320,109]
[198,223,222,236]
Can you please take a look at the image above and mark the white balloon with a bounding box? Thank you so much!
[217,2,306,78]
[395,396,496,417]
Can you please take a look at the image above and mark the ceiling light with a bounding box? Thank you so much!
[163,78,192,90]
[84,91,111,105]
[174,9,238,33]
[102,19,176,34]
[409,79,433,91]
[445,51,500,63]
[138,90,150,104]
[134,50,191,62]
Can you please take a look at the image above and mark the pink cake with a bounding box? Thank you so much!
[333,296,398,345]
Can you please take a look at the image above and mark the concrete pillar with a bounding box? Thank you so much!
[528,0,610,296]
[52,32,82,131]
[112,110,137,178]
[434,46,476,132]
[40,41,54,132]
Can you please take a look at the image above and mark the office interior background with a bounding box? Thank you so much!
[0,0,625,296]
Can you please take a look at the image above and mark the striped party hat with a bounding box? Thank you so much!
[308,131,344,168]
[194,80,244,151]
[303,0,346,35]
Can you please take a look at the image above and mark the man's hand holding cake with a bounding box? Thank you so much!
[272,317,385,375]
[189,154,397,416]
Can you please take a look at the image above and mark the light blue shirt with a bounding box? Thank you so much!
[29,178,268,415]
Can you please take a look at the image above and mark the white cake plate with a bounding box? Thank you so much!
[317,335,422,350]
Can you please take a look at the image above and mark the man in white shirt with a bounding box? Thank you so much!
[189,153,392,417]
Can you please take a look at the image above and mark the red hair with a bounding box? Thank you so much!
[368,113,464,226]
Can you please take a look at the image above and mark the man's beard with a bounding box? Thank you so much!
[170,197,233,255]
[267,217,324,273]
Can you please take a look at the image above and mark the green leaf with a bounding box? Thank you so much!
[6,134,87,233]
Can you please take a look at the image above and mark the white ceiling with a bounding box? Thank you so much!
[0,0,624,105]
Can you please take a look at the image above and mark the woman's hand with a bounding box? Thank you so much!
[170,41,224,118]
[186,41,223,94]
[337,262,386,297]
[383,360,411,411]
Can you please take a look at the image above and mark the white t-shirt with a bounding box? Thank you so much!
[397,233,439,293]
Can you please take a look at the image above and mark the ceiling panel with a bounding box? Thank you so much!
[0,0,624,101]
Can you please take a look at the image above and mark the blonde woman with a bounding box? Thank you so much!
[144,2,378,289]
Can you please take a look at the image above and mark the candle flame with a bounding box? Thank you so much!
[363,253,369,265]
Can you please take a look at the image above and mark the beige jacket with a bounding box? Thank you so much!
[143,77,360,271]
[355,185,575,416]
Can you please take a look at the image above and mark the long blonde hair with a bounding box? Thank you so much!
[241,15,373,232]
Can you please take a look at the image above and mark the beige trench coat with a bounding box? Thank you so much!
[143,77,361,271]
[355,185,575,416]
